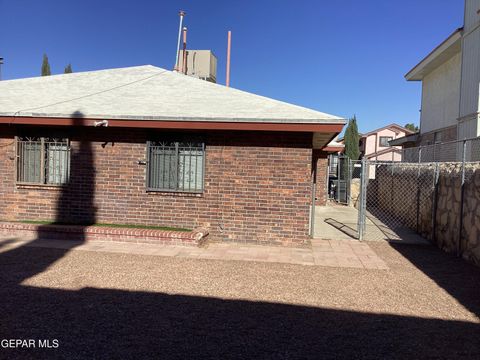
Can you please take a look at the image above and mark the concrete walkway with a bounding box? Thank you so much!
[315,205,360,240]
[0,236,388,270]
[315,204,430,245]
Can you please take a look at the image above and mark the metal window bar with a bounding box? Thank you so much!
[16,137,70,185]
[147,141,204,192]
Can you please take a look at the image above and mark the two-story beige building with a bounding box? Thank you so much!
[405,0,480,147]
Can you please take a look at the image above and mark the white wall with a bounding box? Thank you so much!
[464,0,480,32]
[421,52,461,134]
[459,15,480,119]
[458,116,479,140]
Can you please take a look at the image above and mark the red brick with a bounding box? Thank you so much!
[0,127,316,246]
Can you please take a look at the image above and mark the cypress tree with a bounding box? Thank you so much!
[41,54,51,76]
[344,115,360,160]
[64,64,73,73]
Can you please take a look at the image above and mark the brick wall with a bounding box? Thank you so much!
[418,125,457,146]
[313,150,328,206]
[0,125,314,246]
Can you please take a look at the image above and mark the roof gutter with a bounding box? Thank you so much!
[0,116,345,133]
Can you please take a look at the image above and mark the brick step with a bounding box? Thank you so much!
[0,222,209,247]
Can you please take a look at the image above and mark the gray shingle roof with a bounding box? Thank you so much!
[0,65,345,124]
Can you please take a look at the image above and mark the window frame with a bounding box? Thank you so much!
[379,136,393,147]
[146,139,205,194]
[15,136,71,186]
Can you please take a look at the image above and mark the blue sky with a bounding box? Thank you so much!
[0,0,464,132]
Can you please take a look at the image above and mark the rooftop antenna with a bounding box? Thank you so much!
[174,10,186,71]
[226,31,232,87]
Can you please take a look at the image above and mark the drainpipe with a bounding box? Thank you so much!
[310,152,317,238]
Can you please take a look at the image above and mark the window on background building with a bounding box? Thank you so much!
[16,136,70,185]
[379,136,393,147]
[434,131,443,144]
[147,140,205,192]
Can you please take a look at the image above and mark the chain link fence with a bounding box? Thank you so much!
[356,136,480,265]
[401,136,480,163]
[358,162,437,242]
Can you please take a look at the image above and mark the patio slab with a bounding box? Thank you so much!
[315,204,430,245]
[0,236,389,270]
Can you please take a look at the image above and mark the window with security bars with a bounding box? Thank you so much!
[16,136,70,185]
[147,140,205,192]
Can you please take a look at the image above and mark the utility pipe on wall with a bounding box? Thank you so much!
[226,30,232,87]
[174,10,186,71]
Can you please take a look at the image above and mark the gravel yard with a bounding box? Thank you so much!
[0,240,479,359]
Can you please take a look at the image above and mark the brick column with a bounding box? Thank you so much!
[313,150,328,206]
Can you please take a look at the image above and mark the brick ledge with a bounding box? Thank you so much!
[0,222,209,247]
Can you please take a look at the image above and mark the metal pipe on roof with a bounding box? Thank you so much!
[174,10,186,71]
[182,27,188,75]
[226,31,231,87]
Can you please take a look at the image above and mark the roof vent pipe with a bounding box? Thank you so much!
[174,10,186,71]
[182,27,188,74]
[226,31,232,87]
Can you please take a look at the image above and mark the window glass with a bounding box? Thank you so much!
[16,137,70,185]
[147,140,204,192]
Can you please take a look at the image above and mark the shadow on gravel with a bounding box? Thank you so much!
[390,243,480,318]
[0,263,478,360]
[0,243,478,359]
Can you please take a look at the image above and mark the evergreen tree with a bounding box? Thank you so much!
[344,115,360,160]
[41,54,51,76]
[64,64,73,73]
[404,123,419,132]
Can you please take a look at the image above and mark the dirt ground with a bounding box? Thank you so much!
[0,239,479,359]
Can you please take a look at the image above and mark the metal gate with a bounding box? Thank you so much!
[357,159,436,242]
[331,155,351,204]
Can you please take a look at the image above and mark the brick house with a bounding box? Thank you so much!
[0,65,345,246]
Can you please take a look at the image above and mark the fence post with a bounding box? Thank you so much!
[432,162,439,243]
[416,162,421,233]
[348,157,352,205]
[357,158,368,241]
[418,146,422,164]
[457,139,467,257]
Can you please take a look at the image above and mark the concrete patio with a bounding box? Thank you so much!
[314,204,430,245]
[0,236,388,270]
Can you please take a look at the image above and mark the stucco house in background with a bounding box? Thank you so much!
[0,65,345,246]
[402,0,480,148]
[359,124,413,161]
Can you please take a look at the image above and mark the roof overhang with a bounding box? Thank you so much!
[322,146,344,153]
[0,116,344,133]
[360,123,414,138]
[365,147,402,159]
[388,133,419,146]
[405,28,463,81]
